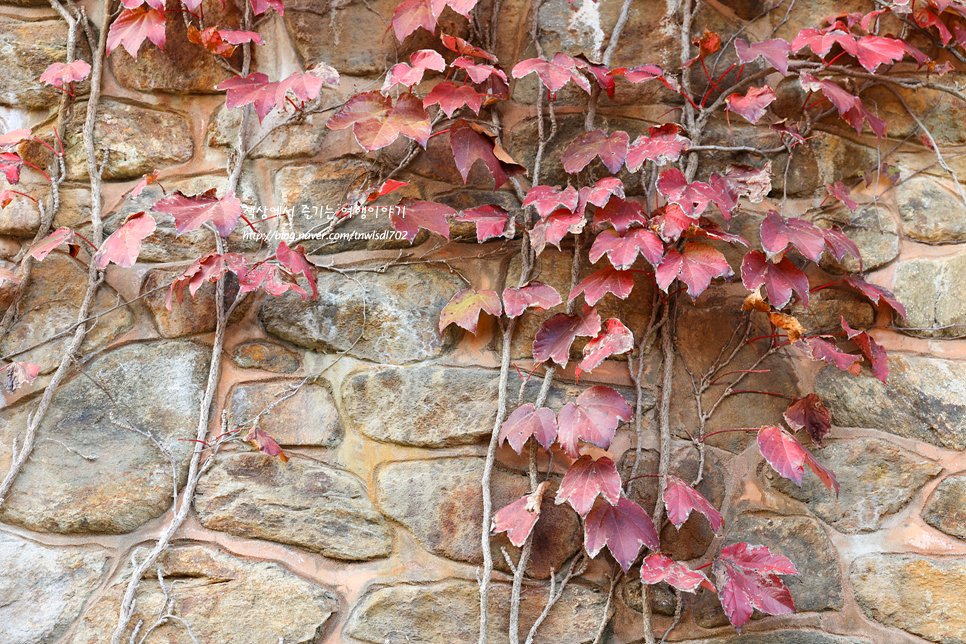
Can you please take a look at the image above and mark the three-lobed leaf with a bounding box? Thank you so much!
[556,385,631,458]
[555,455,621,516]
[584,497,660,572]
[499,403,558,453]
[438,288,502,334]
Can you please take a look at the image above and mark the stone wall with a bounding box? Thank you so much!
[0,0,965,643]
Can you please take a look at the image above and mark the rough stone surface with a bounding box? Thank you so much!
[0,16,89,109]
[228,379,342,447]
[696,512,842,628]
[0,532,109,644]
[815,355,966,450]
[676,634,871,644]
[620,576,678,617]
[109,0,238,93]
[924,473,966,541]
[897,177,966,243]
[231,340,301,373]
[765,439,941,533]
[789,288,875,334]
[344,579,608,644]
[143,267,241,338]
[0,178,43,236]
[893,254,966,338]
[101,174,263,261]
[814,204,899,274]
[0,253,135,373]
[208,103,329,159]
[71,545,340,644]
[375,457,582,579]
[852,554,966,644]
[65,99,193,180]
[0,341,210,534]
[260,264,463,364]
[195,452,390,560]
[341,365,500,447]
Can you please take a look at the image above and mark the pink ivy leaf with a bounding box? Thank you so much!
[555,455,621,517]
[795,336,862,375]
[523,185,579,218]
[803,450,840,495]
[656,168,720,218]
[609,64,681,93]
[652,203,696,243]
[39,60,92,87]
[578,178,625,215]
[219,29,266,45]
[216,72,280,122]
[576,318,634,378]
[827,181,858,211]
[625,123,692,171]
[451,56,507,84]
[511,53,592,95]
[568,267,634,307]
[502,282,562,318]
[28,227,78,261]
[499,404,558,453]
[0,129,32,147]
[238,263,308,299]
[841,316,888,383]
[391,199,454,242]
[591,196,645,234]
[664,474,723,531]
[641,554,712,593]
[725,163,772,204]
[741,250,809,309]
[726,86,777,124]
[423,82,484,117]
[440,33,498,61]
[438,288,502,334]
[449,119,526,189]
[455,204,513,242]
[532,304,601,367]
[165,252,246,310]
[573,55,615,98]
[276,241,318,299]
[328,91,430,151]
[491,482,550,547]
[585,497,660,572]
[854,35,907,73]
[382,49,446,90]
[713,542,798,631]
[107,7,166,58]
[0,152,22,184]
[589,228,663,270]
[792,26,857,58]
[556,385,631,458]
[250,0,284,15]
[760,210,826,263]
[822,226,861,264]
[276,72,325,104]
[656,242,733,299]
[734,38,791,75]
[391,0,436,41]
[757,425,808,486]
[151,189,243,238]
[244,426,289,461]
[562,130,629,174]
[3,361,40,393]
[528,208,586,256]
[845,275,907,319]
[93,211,156,269]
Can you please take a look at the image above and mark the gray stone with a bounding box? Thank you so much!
[766,439,941,533]
[696,512,842,628]
[924,473,966,541]
[0,253,135,373]
[676,633,871,644]
[0,531,109,644]
[814,204,899,273]
[897,177,966,243]
[344,579,609,644]
[65,99,193,181]
[195,452,390,560]
[71,545,340,644]
[228,379,342,447]
[814,355,966,450]
[341,365,500,447]
[375,457,582,579]
[260,264,463,364]
[208,103,329,159]
[231,340,301,373]
[789,288,875,334]
[852,554,966,644]
[0,341,210,534]
[893,254,966,338]
[0,16,90,109]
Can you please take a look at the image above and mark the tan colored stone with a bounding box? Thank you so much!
[228,379,342,446]
[0,16,90,109]
[897,176,966,243]
[207,102,330,159]
[923,473,966,541]
[143,267,243,338]
[893,253,966,338]
[813,204,899,274]
[231,340,301,373]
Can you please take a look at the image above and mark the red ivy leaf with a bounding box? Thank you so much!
[757,425,808,485]
[579,178,625,213]
[165,252,248,310]
[569,267,634,307]
[795,336,862,375]
[822,226,861,264]
[656,242,733,299]
[589,228,663,270]
[502,282,562,318]
[423,81,483,117]
[455,204,513,242]
[713,542,798,631]
[760,209,826,263]
[94,211,156,269]
[741,250,809,309]
[726,86,777,124]
[439,288,502,334]
[3,361,40,393]
[854,35,907,73]
[450,119,526,189]
[383,49,447,90]
[652,203,696,242]
[577,318,634,377]
[555,455,621,517]
[532,304,601,367]
[28,227,78,261]
[799,73,855,115]
[841,316,888,383]
[328,92,430,151]
[585,497,659,572]
[250,0,284,16]
[0,152,22,184]
[664,474,723,531]
[511,53,591,95]
[529,208,586,256]
[625,123,692,171]
[107,7,166,58]
[0,128,32,147]
[499,404,558,453]
[523,185,579,218]
[244,426,289,462]
[845,275,907,319]
[640,553,712,593]
[216,72,280,122]
[440,33,498,61]
[491,481,550,547]
[276,72,325,103]
[391,199,453,242]
[656,168,721,218]
[734,38,791,75]
[276,241,318,299]
[451,56,507,84]
[39,60,92,87]
[219,29,266,45]
[151,189,243,237]
[915,8,953,44]
[591,196,645,234]
[609,64,681,93]
[792,26,857,58]
[562,130,629,174]
[827,181,858,211]
[238,263,309,299]
[556,385,631,458]
[784,393,833,447]
[391,0,437,42]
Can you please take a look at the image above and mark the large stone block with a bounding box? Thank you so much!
[0,340,210,533]
[897,177,966,243]
[813,204,899,274]
[195,452,390,560]
[375,457,582,579]
[228,379,342,446]
[814,355,966,450]
[893,254,966,338]
[0,16,90,109]
[230,340,301,373]
[71,545,340,644]
[924,473,966,541]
